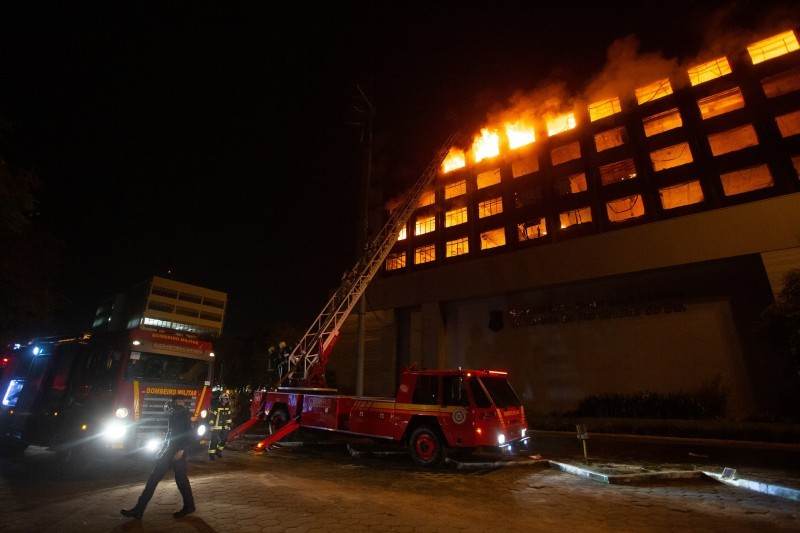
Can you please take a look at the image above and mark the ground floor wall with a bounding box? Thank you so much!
[328,254,798,420]
[447,298,751,417]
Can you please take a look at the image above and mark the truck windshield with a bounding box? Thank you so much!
[125,352,208,385]
[479,377,521,408]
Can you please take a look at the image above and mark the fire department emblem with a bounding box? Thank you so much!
[451,407,467,425]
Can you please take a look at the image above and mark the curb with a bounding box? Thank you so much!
[445,458,549,470]
[549,460,800,501]
[702,471,800,502]
[547,461,704,484]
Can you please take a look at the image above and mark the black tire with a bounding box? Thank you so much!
[268,408,289,435]
[408,425,445,467]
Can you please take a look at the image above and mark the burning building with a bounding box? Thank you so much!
[328,29,800,420]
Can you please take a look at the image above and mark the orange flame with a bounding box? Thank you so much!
[504,121,536,149]
[546,112,576,137]
[441,147,466,173]
[472,128,500,163]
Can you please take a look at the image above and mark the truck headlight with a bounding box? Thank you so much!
[200,409,207,419]
[145,438,162,453]
[197,424,207,437]
[497,433,506,445]
[103,420,127,441]
[115,407,129,418]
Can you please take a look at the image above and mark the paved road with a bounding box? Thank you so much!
[0,443,797,532]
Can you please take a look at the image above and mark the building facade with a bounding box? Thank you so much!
[328,30,800,420]
[93,276,227,338]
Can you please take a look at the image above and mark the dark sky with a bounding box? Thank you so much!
[0,1,790,338]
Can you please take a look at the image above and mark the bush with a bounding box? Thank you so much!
[574,383,726,420]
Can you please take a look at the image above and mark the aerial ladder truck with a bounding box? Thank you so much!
[228,135,529,466]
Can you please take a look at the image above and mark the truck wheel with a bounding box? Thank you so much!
[268,408,289,435]
[409,425,445,467]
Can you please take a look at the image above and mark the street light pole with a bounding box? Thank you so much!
[354,84,374,397]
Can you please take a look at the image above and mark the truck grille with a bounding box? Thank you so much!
[135,393,198,445]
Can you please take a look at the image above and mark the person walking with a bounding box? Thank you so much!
[120,395,196,520]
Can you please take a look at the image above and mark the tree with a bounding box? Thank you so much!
[763,269,800,373]
[760,269,800,419]
[0,121,61,344]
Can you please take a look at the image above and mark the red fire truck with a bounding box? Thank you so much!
[252,369,528,466]
[229,135,530,466]
[0,326,213,459]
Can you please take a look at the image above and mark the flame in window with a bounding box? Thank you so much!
[546,112,576,137]
[504,121,536,149]
[471,128,501,163]
[441,147,466,174]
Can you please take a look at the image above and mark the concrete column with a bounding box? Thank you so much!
[355,296,366,395]
[421,301,447,369]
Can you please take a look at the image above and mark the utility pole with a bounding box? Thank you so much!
[353,84,374,397]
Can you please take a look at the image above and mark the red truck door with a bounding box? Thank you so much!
[438,375,474,447]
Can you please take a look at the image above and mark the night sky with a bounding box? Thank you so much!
[0,2,791,339]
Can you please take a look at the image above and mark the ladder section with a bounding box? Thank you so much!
[284,134,457,385]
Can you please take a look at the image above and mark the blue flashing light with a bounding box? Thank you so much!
[32,346,42,356]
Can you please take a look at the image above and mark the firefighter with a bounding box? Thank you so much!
[208,392,232,460]
[267,345,281,386]
[121,395,196,520]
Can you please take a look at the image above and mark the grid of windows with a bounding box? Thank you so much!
[514,187,543,208]
[747,30,799,65]
[606,194,645,223]
[595,127,626,152]
[386,252,406,271]
[517,218,547,241]
[554,172,588,195]
[477,169,502,189]
[588,97,622,122]
[480,228,506,250]
[698,88,745,119]
[446,237,469,257]
[635,78,673,104]
[643,108,683,137]
[414,244,436,264]
[444,180,467,199]
[418,190,435,207]
[478,197,503,218]
[599,159,637,185]
[445,206,468,227]
[650,142,693,171]
[560,207,592,229]
[720,165,774,196]
[776,110,800,138]
[551,141,581,165]
[394,52,798,271]
[415,214,436,235]
[761,67,800,98]
[659,180,704,209]
[687,57,732,86]
[511,154,539,177]
[707,124,759,156]
[546,112,577,136]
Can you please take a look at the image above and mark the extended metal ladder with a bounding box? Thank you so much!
[282,133,457,386]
